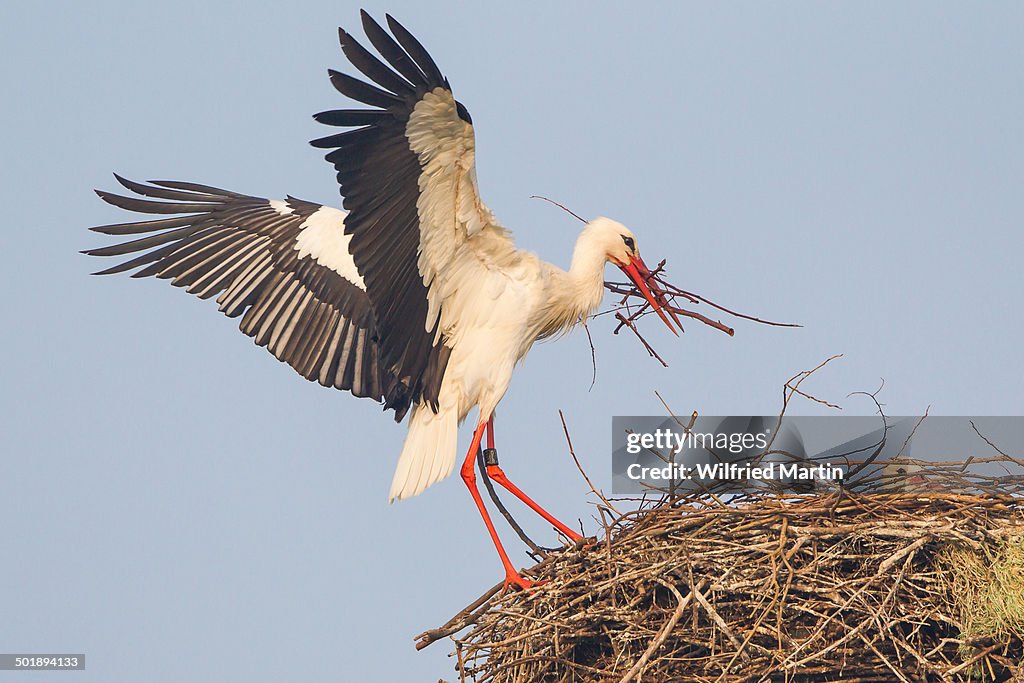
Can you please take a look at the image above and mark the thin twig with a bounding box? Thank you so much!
[582,319,597,391]
[971,420,1011,457]
[560,410,622,517]
[614,312,669,367]
[529,195,587,223]
[896,406,931,459]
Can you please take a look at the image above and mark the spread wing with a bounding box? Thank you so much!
[84,175,414,420]
[311,11,516,414]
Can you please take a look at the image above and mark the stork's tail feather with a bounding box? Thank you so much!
[389,403,458,502]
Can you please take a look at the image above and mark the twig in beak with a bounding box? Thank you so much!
[601,258,799,364]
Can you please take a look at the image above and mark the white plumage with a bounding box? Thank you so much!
[389,218,643,501]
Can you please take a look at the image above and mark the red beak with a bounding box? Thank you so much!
[619,256,682,336]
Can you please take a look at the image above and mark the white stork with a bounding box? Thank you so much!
[85,11,679,589]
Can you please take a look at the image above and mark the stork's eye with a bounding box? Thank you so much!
[622,236,635,250]
[896,468,907,475]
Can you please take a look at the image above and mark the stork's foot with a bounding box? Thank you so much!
[570,534,598,550]
[562,529,586,545]
[503,570,543,592]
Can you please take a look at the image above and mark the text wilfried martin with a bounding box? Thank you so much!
[625,461,845,483]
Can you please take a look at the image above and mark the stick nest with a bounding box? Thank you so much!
[438,490,1024,682]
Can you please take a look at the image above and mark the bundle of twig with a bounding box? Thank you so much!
[601,260,799,366]
[423,477,1024,682]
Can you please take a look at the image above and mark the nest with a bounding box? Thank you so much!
[426,481,1024,681]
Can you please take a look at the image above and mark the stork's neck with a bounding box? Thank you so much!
[535,232,608,339]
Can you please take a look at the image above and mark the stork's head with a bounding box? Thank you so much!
[586,217,681,335]
[582,217,638,268]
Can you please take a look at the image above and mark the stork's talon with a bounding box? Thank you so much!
[503,572,544,592]
[568,535,597,550]
[562,529,586,546]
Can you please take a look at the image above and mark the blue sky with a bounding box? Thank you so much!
[2,2,1022,681]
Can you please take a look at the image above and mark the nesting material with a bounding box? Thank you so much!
[430,487,1024,682]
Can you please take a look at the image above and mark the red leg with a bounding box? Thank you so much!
[484,418,585,544]
[460,421,534,591]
